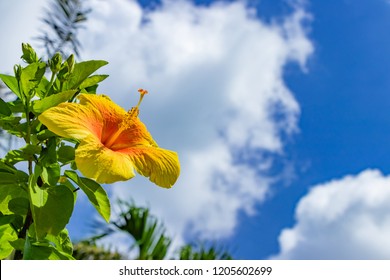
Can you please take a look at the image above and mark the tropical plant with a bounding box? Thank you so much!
[72,239,122,260]
[36,0,91,58]
[72,200,233,260]
[0,44,179,260]
[179,243,232,260]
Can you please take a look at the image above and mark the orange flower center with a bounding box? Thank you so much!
[104,89,148,149]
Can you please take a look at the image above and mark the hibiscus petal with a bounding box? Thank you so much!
[75,136,136,184]
[78,94,126,143]
[121,147,180,188]
[38,101,103,141]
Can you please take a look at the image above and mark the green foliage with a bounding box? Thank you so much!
[179,244,233,260]
[65,170,111,223]
[32,90,77,114]
[0,43,110,260]
[72,240,122,260]
[72,200,233,260]
[112,201,172,260]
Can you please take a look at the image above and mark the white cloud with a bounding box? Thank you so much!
[78,0,313,245]
[272,169,390,259]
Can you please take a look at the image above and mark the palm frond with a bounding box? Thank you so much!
[36,0,91,58]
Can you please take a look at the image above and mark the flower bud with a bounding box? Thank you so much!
[21,43,39,64]
[49,53,62,73]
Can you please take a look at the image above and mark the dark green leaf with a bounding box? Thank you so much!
[0,170,29,189]
[0,161,17,173]
[8,197,30,217]
[36,129,57,141]
[7,99,24,114]
[58,145,75,164]
[9,238,25,251]
[32,90,77,114]
[0,98,12,116]
[65,170,110,222]
[40,137,57,164]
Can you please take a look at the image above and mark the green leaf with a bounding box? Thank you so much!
[20,62,46,96]
[36,129,57,141]
[0,222,18,259]
[0,74,21,99]
[29,177,75,239]
[46,229,73,256]
[0,161,17,173]
[67,60,108,89]
[7,99,24,114]
[38,138,60,185]
[9,238,25,251]
[35,75,50,98]
[32,90,77,114]
[0,214,24,240]
[0,98,12,116]
[79,74,109,89]
[40,137,57,165]
[23,234,75,260]
[65,170,110,222]
[0,170,29,189]
[42,163,61,186]
[3,144,41,165]
[8,198,30,217]
[0,116,22,137]
[58,145,75,164]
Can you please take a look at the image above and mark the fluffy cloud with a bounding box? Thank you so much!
[272,169,390,259]
[78,0,313,244]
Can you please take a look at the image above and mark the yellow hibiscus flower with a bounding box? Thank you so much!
[38,89,180,188]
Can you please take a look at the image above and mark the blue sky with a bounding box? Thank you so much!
[2,0,390,259]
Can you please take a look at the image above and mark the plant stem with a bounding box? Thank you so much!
[13,94,34,260]
[45,71,56,97]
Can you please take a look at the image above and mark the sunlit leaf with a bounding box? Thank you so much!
[79,74,109,89]
[67,60,108,89]
[0,74,21,99]
[42,163,61,186]
[32,90,77,114]
[46,229,73,256]
[29,176,75,239]
[20,62,46,96]
[65,170,110,222]
[0,221,18,259]
[23,234,75,260]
